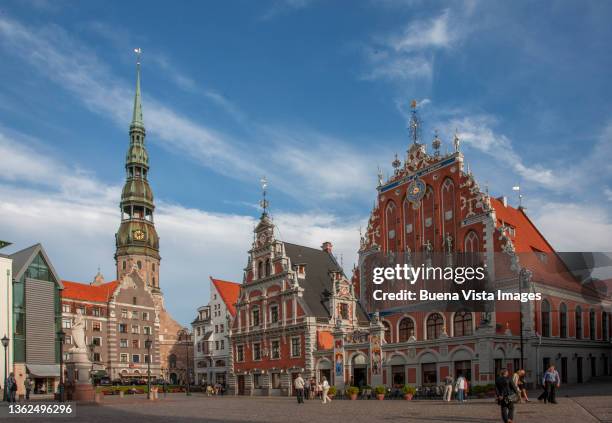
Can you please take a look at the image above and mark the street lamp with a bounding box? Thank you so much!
[518,267,532,371]
[2,335,9,402]
[145,337,152,399]
[57,330,65,402]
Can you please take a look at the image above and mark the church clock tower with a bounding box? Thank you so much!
[115,52,161,294]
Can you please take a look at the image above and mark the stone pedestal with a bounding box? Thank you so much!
[66,350,95,402]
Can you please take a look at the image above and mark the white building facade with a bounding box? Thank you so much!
[192,277,239,388]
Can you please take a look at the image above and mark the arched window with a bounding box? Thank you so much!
[589,309,596,340]
[559,303,567,338]
[257,261,263,279]
[441,178,455,234]
[575,306,583,339]
[464,231,479,252]
[403,197,416,253]
[385,201,398,252]
[541,300,551,337]
[398,317,415,342]
[453,311,473,337]
[169,354,177,369]
[463,231,480,267]
[426,313,444,340]
[422,186,435,245]
[265,259,271,277]
[603,311,609,341]
[382,321,392,344]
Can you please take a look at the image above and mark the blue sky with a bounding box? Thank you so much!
[1,0,611,325]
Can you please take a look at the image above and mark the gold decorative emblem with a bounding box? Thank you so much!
[133,230,145,241]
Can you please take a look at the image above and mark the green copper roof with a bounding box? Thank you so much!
[131,62,144,128]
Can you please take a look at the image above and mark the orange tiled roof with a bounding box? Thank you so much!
[61,280,119,303]
[210,277,241,316]
[490,197,554,253]
[488,198,599,294]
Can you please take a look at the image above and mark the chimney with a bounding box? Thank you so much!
[321,241,333,254]
[496,196,508,208]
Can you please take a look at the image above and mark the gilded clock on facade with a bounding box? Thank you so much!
[406,178,426,204]
[133,230,145,241]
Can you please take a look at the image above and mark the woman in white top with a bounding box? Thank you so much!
[321,377,332,404]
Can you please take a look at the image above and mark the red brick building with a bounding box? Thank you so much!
[350,104,612,387]
[228,209,372,395]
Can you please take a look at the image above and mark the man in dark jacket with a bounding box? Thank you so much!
[496,369,519,423]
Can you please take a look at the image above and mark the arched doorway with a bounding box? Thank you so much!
[317,359,332,384]
[352,354,368,388]
[170,373,178,384]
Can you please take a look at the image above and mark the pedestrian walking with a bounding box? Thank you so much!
[304,377,310,400]
[24,376,32,400]
[321,377,332,404]
[455,373,466,402]
[7,373,17,403]
[294,373,305,404]
[496,369,520,423]
[513,369,530,403]
[538,365,560,404]
[443,375,454,401]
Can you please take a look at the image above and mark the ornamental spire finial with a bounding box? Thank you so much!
[259,176,269,216]
[131,48,144,128]
[408,99,421,145]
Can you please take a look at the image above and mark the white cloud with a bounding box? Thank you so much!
[530,201,612,252]
[605,188,612,201]
[392,9,454,51]
[363,9,466,82]
[0,15,379,204]
[0,129,363,325]
[445,115,565,189]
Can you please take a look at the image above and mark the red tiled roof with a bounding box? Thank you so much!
[490,197,554,253]
[489,198,599,294]
[61,280,119,303]
[210,277,241,316]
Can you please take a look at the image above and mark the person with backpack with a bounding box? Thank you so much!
[496,369,520,423]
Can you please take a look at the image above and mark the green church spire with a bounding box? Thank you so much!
[131,48,144,129]
[116,48,160,289]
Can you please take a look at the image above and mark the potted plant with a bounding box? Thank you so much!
[347,386,359,400]
[328,386,337,399]
[402,385,416,400]
[374,385,386,400]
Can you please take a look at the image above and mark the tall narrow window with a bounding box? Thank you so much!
[559,303,567,338]
[385,201,398,252]
[541,300,550,337]
[576,306,583,339]
[453,311,473,337]
[398,318,415,342]
[589,309,596,340]
[603,311,609,341]
[426,313,444,340]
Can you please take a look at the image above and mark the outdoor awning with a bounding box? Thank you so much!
[27,364,60,377]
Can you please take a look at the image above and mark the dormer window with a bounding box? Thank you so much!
[339,303,349,320]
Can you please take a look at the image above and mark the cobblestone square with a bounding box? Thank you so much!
[4,378,612,423]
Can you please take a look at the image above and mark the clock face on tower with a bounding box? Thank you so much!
[133,230,145,241]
